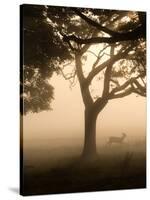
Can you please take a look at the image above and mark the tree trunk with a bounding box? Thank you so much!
[82,108,98,160]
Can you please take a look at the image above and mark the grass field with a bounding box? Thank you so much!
[21,137,146,195]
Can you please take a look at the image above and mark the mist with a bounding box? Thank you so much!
[23,74,146,170]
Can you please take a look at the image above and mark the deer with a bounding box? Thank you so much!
[107,133,127,146]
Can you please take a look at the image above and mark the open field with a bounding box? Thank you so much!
[21,136,146,195]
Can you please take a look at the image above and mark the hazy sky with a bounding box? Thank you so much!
[23,73,146,144]
[23,45,146,146]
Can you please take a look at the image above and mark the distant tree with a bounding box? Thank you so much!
[21,5,146,159]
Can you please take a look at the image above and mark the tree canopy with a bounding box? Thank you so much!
[20,4,146,114]
[21,5,73,114]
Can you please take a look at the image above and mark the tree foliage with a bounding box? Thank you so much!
[21,5,72,114]
[21,4,146,115]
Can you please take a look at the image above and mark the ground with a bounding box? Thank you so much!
[21,137,146,196]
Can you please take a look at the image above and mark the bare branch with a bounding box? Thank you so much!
[86,45,110,69]
[131,87,146,97]
[110,78,120,87]
[108,82,146,99]
[133,79,146,92]
[61,61,73,69]
[108,74,146,99]
[102,45,115,97]
[85,45,133,86]
[109,77,138,95]
[109,87,133,99]
[140,76,146,87]
[59,67,76,80]
[87,50,100,58]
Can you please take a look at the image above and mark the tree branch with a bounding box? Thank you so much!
[72,8,120,36]
[102,45,114,97]
[80,30,100,55]
[108,87,133,99]
[108,75,146,99]
[59,67,76,80]
[109,77,137,95]
[133,79,146,93]
[75,53,93,106]
[85,45,133,86]
[110,78,120,87]
[63,25,145,45]
[131,87,146,97]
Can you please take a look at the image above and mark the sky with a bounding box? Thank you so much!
[23,72,146,145]
[22,48,146,169]
[23,43,146,148]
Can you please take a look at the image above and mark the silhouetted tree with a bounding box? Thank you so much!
[21,5,146,159]
[21,5,72,114]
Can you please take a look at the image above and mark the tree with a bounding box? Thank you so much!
[62,8,146,159]
[72,42,146,159]
[21,5,146,160]
[21,5,73,114]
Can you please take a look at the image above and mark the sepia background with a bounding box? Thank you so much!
[20,3,146,195]
[0,0,149,200]
[23,74,146,164]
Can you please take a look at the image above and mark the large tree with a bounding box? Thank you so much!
[21,5,146,159]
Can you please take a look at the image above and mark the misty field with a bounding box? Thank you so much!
[22,136,146,195]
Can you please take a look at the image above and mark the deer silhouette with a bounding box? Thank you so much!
[107,133,127,146]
